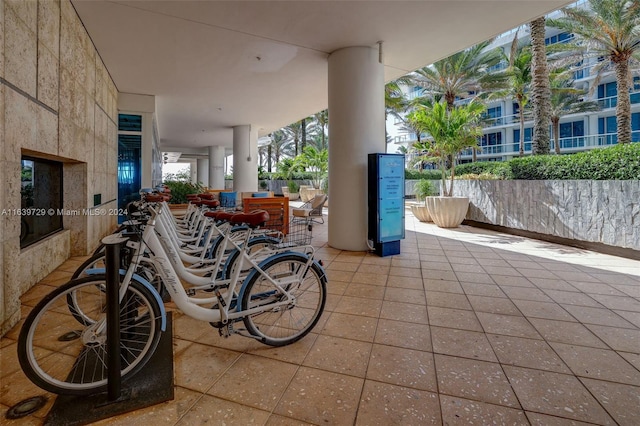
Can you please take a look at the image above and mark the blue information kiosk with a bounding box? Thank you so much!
[367,153,405,257]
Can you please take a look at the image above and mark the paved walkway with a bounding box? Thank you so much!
[1,208,639,425]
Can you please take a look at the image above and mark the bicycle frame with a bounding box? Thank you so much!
[122,206,315,326]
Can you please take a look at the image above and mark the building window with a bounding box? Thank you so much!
[20,156,63,248]
[598,116,617,145]
[484,106,503,126]
[558,120,585,148]
[481,132,503,154]
[513,128,532,152]
[597,82,617,109]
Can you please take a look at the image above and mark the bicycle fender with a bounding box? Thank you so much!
[85,268,167,331]
[236,251,310,312]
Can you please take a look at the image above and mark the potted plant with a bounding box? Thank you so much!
[408,100,484,228]
[287,180,300,200]
[410,179,434,222]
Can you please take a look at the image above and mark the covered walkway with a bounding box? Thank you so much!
[1,209,639,425]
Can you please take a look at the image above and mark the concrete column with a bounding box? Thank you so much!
[196,158,209,187]
[208,145,226,189]
[232,125,258,194]
[189,160,197,184]
[328,46,385,251]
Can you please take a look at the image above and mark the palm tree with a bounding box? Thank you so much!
[268,130,291,167]
[493,33,532,157]
[530,17,552,155]
[549,71,601,154]
[314,110,329,150]
[412,40,505,110]
[548,0,640,144]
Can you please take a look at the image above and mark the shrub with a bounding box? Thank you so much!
[405,169,442,180]
[455,161,514,179]
[414,179,434,200]
[456,172,502,180]
[163,180,204,204]
[287,180,300,193]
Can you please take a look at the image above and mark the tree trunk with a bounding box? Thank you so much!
[552,117,561,155]
[519,106,525,157]
[614,59,631,143]
[301,119,307,151]
[530,17,551,155]
[268,145,272,172]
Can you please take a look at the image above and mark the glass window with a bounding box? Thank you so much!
[20,156,63,248]
[513,128,532,152]
[118,114,142,132]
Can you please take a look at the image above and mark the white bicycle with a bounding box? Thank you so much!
[17,195,327,395]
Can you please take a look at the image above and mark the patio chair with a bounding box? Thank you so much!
[292,193,327,224]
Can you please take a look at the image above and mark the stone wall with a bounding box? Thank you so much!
[453,180,640,250]
[1,0,118,335]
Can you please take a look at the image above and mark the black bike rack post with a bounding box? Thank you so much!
[104,234,127,401]
[45,234,174,426]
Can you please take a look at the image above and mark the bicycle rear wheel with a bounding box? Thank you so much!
[18,276,162,395]
[241,253,326,346]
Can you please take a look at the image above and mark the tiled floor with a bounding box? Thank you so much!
[1,207,640,425]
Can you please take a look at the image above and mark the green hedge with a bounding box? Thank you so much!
[163,180,204,204]
[509,143,640,180]
[405,169,442,180]
[455,161,514,179]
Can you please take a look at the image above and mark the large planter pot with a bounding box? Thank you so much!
[425,196,469,228]
[410,203,432,222]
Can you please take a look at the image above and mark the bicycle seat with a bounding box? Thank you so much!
[144,193,165,202]
[200,199,219,208]
[229,210,270,228]
[204,210,236,222]
[198,193,215,200]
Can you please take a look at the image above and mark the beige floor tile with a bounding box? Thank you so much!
[435,354,519,407]
[384,288,426,305]
[303,335,372,377]
[325,269,355,283]
[366,344,437,392]
[355,264,390,276]
[334,252,366,264]
[176,393,270,425]
[528,278,576,291]
[454,272,495,285]
[379,301,429,325]
[423,279,464,293]
[500,286,553,302]
[562,305,636,328]
[552,270,601,282]
[385,275,423,290]
[431,327,497,362]
[248,333,317,365]
[91,386,202,426]
[476,312,541,339]
[487,334,570,373]
[173,343,240,392]
[528,318,608,348]
[525,412,595,425]
[326,261,360,272]
[422,269,458,281]
[468,295,521,315]
[512,299,575,321]
[274,366,363,425]
[568,281,627,296]
[207,354,298,411]
[321,312,377,342]
[590,294,640,312]
[0,368,56,415]
[374,319,431,351]
[585,324,640,353]
[265,414,316,425]
[581,378,640,426]
[550,342,640,386]
[172,313,211,342]
[0,341,22,378]
[490,275,534,288]
[518,269,562,281]
[18,283,57,307]
[619,352,640,371]
[356,380,441,425]
[440,395,528,425]
[391,258,421,269]
[334,295,382,318]
[325,280,348,295]
[350,271,388,286]
[427,306,483,332]
[360,256,392,266]
[426,291,471,310]
[421,260,454,271]
[451,263,485,273]
[503,366,614,425]
[447,255,479,265]
[542,289,602,307]
[614,310,640,328]
[481,266,523,277]
[343,282,386,299]
[612,284,640,298]
[461,283,506,297]
[389,266,422,278]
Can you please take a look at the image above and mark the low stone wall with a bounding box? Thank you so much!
[453,180,640,251]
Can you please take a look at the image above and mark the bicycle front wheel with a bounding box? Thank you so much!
[18,276,162,395]
[241,253,326,346]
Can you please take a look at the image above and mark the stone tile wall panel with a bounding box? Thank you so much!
[455,180,640,251]
[4,5,36,97]
[37,43,59,110]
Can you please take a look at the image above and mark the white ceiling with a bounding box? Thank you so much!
[72,0,571,151]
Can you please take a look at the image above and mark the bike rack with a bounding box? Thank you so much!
[44,235,175,425]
